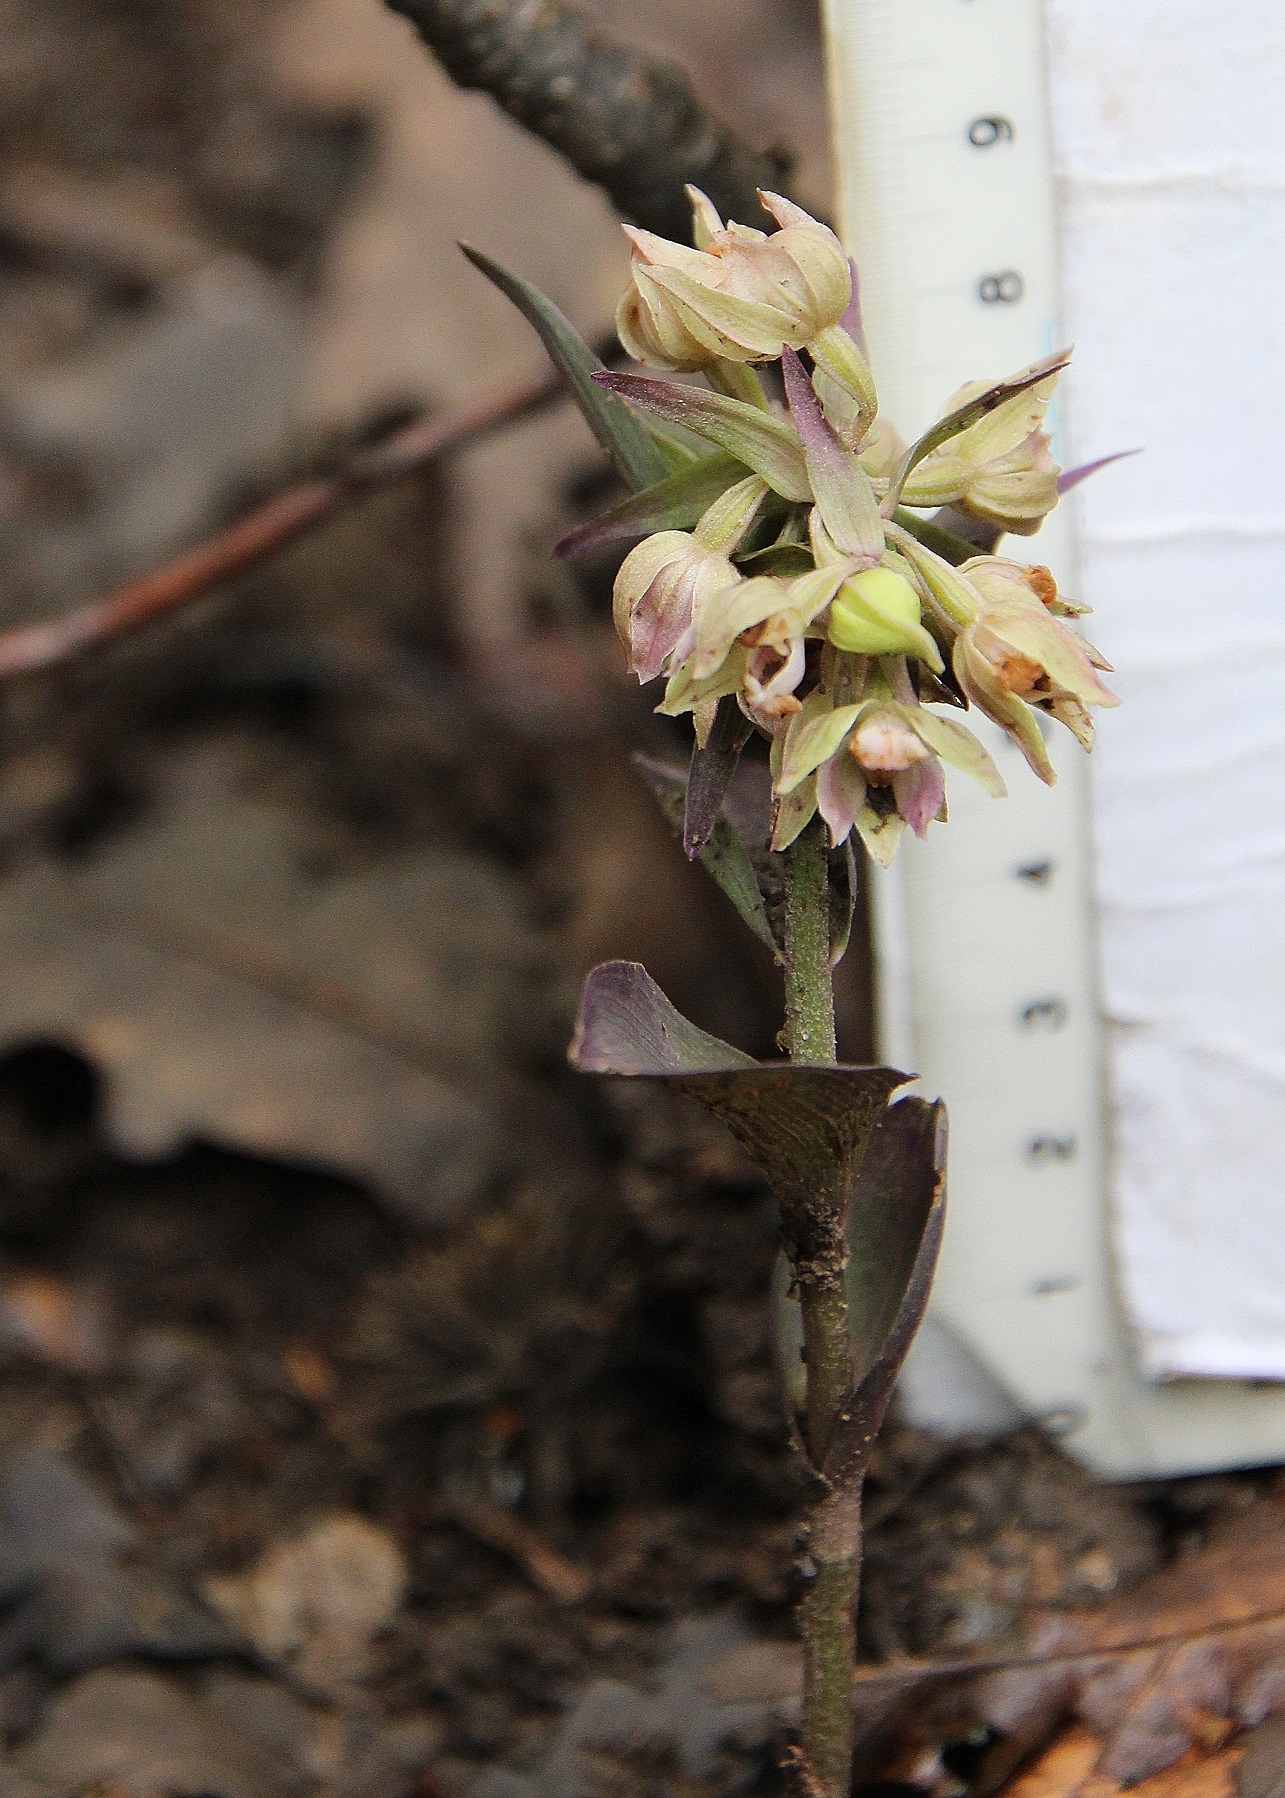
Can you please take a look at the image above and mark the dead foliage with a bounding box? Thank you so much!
[854,1488,1285,1791]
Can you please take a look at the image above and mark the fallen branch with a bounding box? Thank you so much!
[383,0,788,241]
[0,368,567,680]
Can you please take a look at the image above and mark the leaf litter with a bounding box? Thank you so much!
[857,1484,1285,1790]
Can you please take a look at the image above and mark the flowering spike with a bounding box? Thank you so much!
[578,208,1118,867]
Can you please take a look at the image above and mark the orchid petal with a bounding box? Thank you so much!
[983,603,1120,708]
[953,636,1056,784]
[770,773,819,850]
[778,694,865,794]
[781,348,883,561]
[893,758,946,837]
[816,749,867,846]
[906,710,1007,797]
[855,806,906,868]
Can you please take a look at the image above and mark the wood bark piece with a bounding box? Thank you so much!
[843,1498,1285,1790]
[383,0,787,241]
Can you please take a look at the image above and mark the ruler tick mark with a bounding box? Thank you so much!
[1031,1274,1081,1296]
[1027,1135,1078,1165]
[1020,997,1070,1031]
[1015,859,1055,885]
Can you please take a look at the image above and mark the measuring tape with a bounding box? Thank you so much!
[822,0,1285,1476]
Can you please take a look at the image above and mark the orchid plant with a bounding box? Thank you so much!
[468,186,1118,1798]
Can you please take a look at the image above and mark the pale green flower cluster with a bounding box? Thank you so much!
[600,188,1117,864]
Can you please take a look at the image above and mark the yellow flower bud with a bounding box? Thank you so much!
[827,567,933,661]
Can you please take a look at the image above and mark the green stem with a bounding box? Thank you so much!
[706,357,771,410]
[782,821,858,1798]
[798,1558,858,1795]
[782,818,837,1066]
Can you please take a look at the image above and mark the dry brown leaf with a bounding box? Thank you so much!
[0,746,564,1225]
[844,1499,1285,1789]
[699,1497,1285,1790]
[1236,1715,1285,1798]
[1000,1724,1240,1798]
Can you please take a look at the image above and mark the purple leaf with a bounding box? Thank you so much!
[842,1096,947,1397]
[570,960,757,1075]
[683,697,753,856]
[572,964,945,1487]
[569,961,909,1224]
[553,454,746,558]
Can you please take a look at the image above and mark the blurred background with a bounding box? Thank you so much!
[0,0,875,1208]
[0,2,1278,1795]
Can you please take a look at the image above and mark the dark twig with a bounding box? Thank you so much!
[438,1490,591,1604]
[383,0,788,241]
[0,368,567,680]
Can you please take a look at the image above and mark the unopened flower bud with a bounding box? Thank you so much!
[616,189,852,371]
[612,532,738,684]
[901,368,1062,536]
[826,565,941,668]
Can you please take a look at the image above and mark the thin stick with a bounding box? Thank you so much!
[384,0,786,244]
[438,1491,590,1606]
[0,368,568,680]
[781,819,858,1798]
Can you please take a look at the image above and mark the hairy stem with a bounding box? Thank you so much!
[797,1556,858,1795]
[782,821,857,1798]
[782,819,837,1067]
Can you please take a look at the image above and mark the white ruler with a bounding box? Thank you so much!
[822,0,1285,1476]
